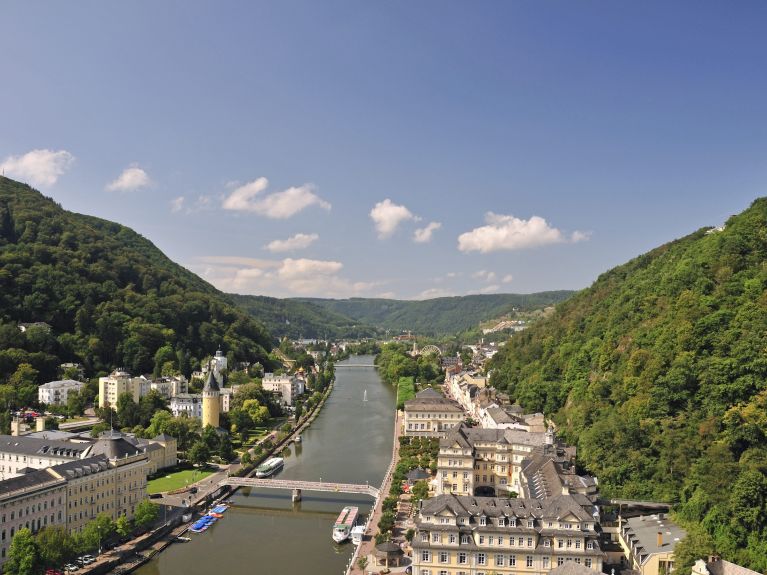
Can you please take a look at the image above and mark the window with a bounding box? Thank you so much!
[543,557,550,569]
[421,551,431,562]
[458,553,467,564]
[510,555,516,566]
[495,554,505,566]
[527,520,534,528]
[558,539,564,548]
[526,556,534,567]
[518,537,524,546]
[488,536,494,545]
[586,541,594,550]
[432,533,440,543]
[567,539,573,548]
[528,537,533,547]
[422,532,429,542]
[558,558,565,566]
[498,536,504,545]
[461,535,470,544]
[477,553,486,565]
[439,552,448,563]
[576,539,581,549]
[479,536,485,544]
[449,534,456,544]
[585,559,592,568]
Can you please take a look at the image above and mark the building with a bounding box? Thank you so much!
[404,388,465,437]
[692,557,761,575]
[262,373,305,406]
[619,514,686,575]
[412,493,604,575]
[519,445,597,501]
[38,380,86,406]
[202,370,220,429]
[0,435,92,479]
[170,393,202,418]
[148,376,188,399]
[98,370,149,408]
[437,423,569,497]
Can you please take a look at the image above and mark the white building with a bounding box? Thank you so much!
[98,370,150,408]
[169,394,202,418]
[262,373,305,406]
[149,375,188,399]
[38,380,86,405]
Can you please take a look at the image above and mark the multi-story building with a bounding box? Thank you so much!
[404,388,465,437]
[520,446,598,501]
[262,373,305,406]
[169,393,202,418]
[38,380,86,406]
[619,514,686,575]
[98,370,150,408]
[437,424,571,497]
[148,376,188,399]
[0,435,92,479]
[412,493,604,575]
[0,467,67,564]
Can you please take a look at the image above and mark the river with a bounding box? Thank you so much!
[133,355,395,575]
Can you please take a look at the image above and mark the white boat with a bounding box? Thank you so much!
[351,524,365,545]
[332,506,359,543]
[255,457,284,478]
[294,435,302,443]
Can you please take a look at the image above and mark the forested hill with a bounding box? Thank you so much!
[489,198,767,570]
[291,292,573,336]
[0,176,272,390]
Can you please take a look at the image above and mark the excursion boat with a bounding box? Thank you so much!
[256,457,284,478]
[351,524,365,545]
[332,506,359,543]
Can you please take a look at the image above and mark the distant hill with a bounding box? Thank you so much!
[228,294,378,340]
[489,198,767,570]
[0,176,272,388]
[293,292,574,336]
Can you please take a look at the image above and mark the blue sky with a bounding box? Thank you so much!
[1,1,766,299]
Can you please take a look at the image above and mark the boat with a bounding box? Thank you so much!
[332,506,359,543]
[351,524,365,545]
[294,435,302,443]
[256,457,284,478]
[177,536,192,542]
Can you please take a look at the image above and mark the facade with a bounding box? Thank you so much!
[437,424,563,497]
[98,370,149,408]
[692,557,761,575]
[38,380,86,406]
[519,446,597,501]
[619,514,686,575]
[148,376,188,399]
[170,393,202,418]
[412,493,604,575]
[404,388,465,437]
[202,371,221,428]
[262,373,305,406]
[0,435,91,479]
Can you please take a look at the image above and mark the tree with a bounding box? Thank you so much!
[66,389,87,417]
[5,528,40,575]
[77,513,115,553]
[201,425,221,451]
[134,499,159,529]
[411,480,429,502]
[116,392,139,428]
[188,440,210,467]
[243,399,270,427]
[115,514,132,538]
[218,433,235,462]
[357,557,368,570]
[36,526,74,567]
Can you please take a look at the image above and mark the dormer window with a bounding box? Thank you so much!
[510,518,516,527]
[527,520,534,528]
[480,516,487,526]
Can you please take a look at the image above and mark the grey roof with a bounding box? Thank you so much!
[485,406,520,424]
[707,559,761,575]
[0,467,64,500]
[440,424,548,449]
[0,435,90,459]
[420,493,593,522]
[203,368,220,392]
[622,514,687,558]
[49,455,110,479]
[89,433,146,459]
[152,433,176,442]
[406,467,431,481]
[415,388,443,400]
[549,562,603,575]
[38,379,84,390]
[25,430,81,441]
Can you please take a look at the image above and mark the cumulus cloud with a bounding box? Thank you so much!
[413,221,441,243]
[0,149,74,187]
[194,256,376,298]
[416,287,456,300]
[458,212,588,253]
[502,274,514,284]
[477,284,500,294]
[370,199,419,238]
[106,165,151,192]
[472,270,497,282]
[170,196,185,213]
[265,233,319,253]
[222,177,331,218]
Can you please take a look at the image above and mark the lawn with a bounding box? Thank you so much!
[396,376,416,409]
[147,468,214,494]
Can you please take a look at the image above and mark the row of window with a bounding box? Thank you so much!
[420,552,595,569]
[421,531,595,550]
[424,515,590,531]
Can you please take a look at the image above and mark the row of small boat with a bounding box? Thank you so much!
[189,504,229,533]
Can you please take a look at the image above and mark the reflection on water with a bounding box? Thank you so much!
[132,356,394,575]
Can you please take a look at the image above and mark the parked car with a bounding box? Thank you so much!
[81,555,95,565]
[189,487,198,494]
[64,564,79,572]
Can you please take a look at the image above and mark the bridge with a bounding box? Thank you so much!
[335,364,377,368]
[220,477,380,499]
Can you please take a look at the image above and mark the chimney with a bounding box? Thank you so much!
[562,485,570,495]
[36,416,46,432]
[657,532,663,547]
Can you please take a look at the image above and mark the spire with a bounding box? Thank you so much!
[204,361,220,392]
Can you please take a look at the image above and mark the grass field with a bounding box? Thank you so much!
[397,376,416,409]
[147,468,214,494]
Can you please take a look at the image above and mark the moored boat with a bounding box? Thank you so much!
[256,457,284,478]
[351,524,365,545]
[332,506,359,543]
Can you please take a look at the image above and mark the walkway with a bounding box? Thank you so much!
[220,477,380,498]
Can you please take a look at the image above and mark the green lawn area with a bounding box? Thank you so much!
[147,468,214,494]
[397,376,416,409]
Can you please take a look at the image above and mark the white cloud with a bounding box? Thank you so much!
[458,212,588,253]
[413,221,442,243]
[472,270,497,282]
[477,284,500,294]
[194,256,376,298]
[416,287,456,300]
[0,149,74,187]
[502,274,514,284]
[265,233,319,253]
[222,177,331,218]
[370,199,419,238]
[106,165,151,192]
[170,196,185,213]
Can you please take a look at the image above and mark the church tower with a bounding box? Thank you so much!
[202,367,220,429]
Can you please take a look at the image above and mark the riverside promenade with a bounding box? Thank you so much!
[348,410,403,575]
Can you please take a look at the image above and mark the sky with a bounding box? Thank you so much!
[1,1,766,300]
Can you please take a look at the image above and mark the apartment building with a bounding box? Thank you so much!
[412,493,604,575]
[98,370,150,408]
[404,388,465,437]
[38,380,86,406]
[619,514,686,575]
[262,373,305,406]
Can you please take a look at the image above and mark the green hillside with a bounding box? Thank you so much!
[489,198,767,570]
[228,294,378,339]
[293,292,573,335]
[0,176,272,392]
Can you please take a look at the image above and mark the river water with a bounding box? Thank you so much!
[134,355,395,575]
